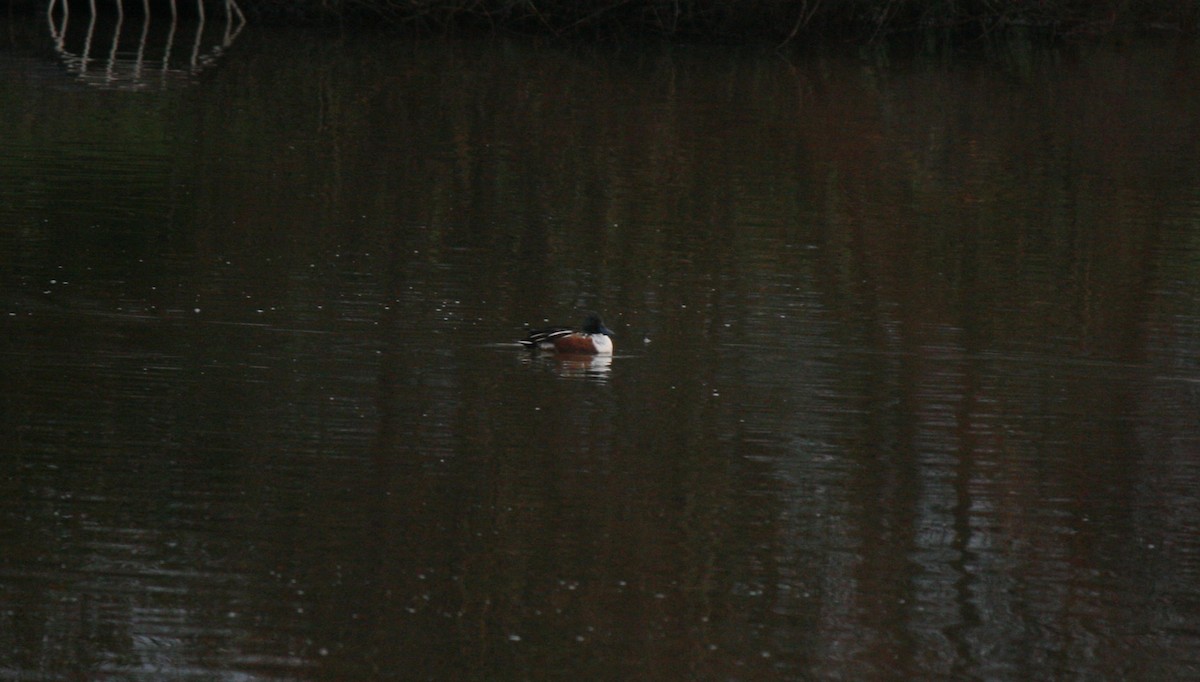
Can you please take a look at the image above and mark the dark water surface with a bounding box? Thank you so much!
[3,11,1200,680]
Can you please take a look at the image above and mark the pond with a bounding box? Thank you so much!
[2,6,1199,680]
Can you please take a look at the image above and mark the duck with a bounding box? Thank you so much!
[520,312,614,355]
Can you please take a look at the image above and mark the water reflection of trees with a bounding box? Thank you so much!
[146,38,1200,678]
[4,32,1199,679]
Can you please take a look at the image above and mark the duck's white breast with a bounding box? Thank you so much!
[590,334,614,355]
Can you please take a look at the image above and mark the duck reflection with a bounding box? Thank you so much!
[46,0,245,90]
[521,352,613,381]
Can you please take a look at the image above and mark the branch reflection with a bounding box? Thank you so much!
[46,0,245,90]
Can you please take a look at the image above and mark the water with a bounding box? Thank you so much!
[2,9,1200,680]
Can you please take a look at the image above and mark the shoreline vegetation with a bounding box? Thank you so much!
[12,0,1200,43]
[219,0,1198,42]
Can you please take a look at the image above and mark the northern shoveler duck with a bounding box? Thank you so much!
[520,312,615,355]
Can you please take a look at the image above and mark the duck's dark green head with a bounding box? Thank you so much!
[582,312,614,337]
